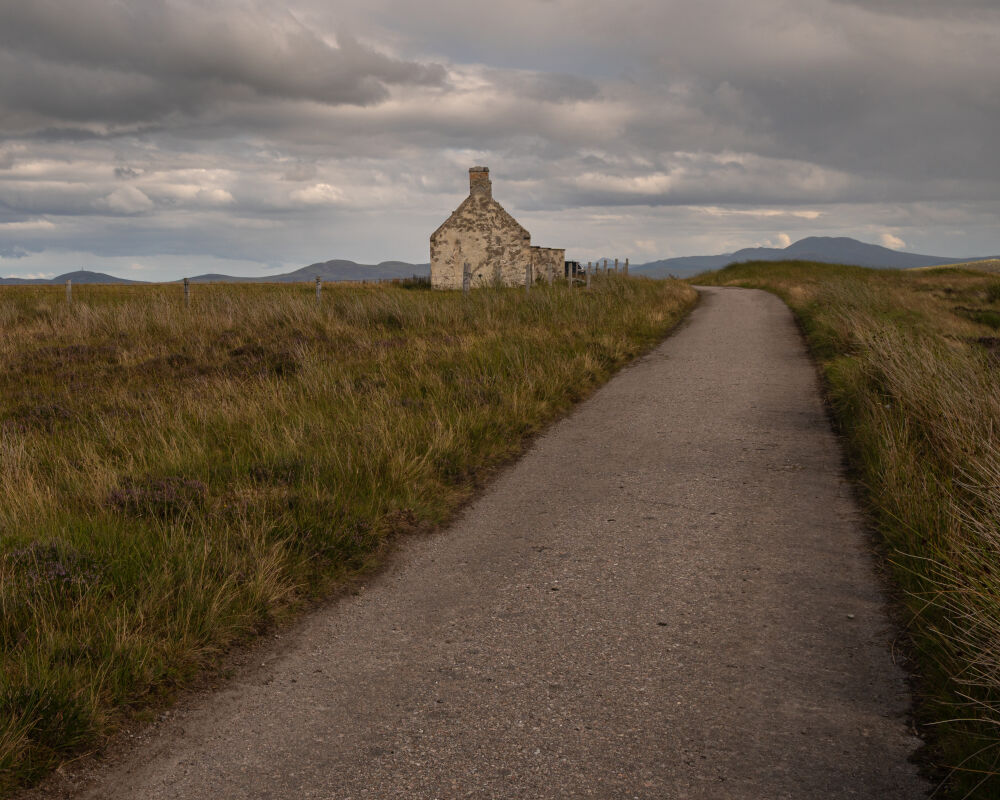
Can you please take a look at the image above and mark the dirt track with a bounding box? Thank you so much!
[36,286,928,798]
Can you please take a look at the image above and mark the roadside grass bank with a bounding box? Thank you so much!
[695,261,1000,797]
[0,276,696,794]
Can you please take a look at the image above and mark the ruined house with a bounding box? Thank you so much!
[430,167,565,289]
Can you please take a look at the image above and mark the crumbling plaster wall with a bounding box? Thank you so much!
[430,195,532,289]
[530,247,566,283]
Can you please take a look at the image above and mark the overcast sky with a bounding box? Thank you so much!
[1,0,998,280]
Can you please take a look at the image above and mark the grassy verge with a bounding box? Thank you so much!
[695,261,1000,798]
[0,276,695,794]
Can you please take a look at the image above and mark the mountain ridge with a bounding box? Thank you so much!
[633,236,998,277]
[0,269,147,286]
[0,260,431,285]
[4,238,998,284]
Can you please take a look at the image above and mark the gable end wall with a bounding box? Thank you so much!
[430,195,532,289]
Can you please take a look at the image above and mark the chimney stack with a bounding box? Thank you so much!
[469,166,491,198]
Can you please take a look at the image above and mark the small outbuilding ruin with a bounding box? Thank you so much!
[430,167,565,289]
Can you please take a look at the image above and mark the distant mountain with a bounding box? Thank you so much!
[1,260,430,285]
[0,270,145,285]
[188,259,429,283]
[633,237,996,278]
[10,240,996,285]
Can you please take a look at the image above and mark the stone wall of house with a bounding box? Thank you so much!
[530,247,566,283]
[430,168,533,290]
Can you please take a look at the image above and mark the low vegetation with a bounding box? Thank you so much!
[912,259,1000,275]
[696,261,1000,798]
[0,276,696,793]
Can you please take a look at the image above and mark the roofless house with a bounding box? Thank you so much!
[430,167,565,289]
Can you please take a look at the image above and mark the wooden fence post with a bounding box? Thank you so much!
[586,262,592,290]
[463,261,471,295]
[624,258,629,276]
[614,257,619,274]
[66,279,72,305]
[315,276,322,305]
[183,277,190,308]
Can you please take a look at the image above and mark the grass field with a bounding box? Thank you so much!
[910,259,1000,274]
[0,276,696,793]
[695,261,1000,798]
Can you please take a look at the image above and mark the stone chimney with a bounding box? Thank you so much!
[469,166,492,198]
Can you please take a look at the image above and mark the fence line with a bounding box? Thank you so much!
[40,264,644,310]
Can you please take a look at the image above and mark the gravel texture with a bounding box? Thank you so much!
[42,286,928,798]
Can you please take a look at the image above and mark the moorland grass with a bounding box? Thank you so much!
[696,261,1000,798]
[0,276,696,793]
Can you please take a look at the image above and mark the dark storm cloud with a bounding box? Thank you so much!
[657,71,1000,185]
[0,0,446,132]
[321,0,1000,192]
[581,1,1000,190]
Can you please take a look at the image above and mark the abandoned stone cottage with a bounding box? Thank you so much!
[430,167,565,290]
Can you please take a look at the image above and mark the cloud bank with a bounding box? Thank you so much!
[1,0,997,279]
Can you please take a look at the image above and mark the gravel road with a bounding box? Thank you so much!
[53,286,928,798]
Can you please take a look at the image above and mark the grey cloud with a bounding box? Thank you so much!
[96,186,155,215]
[0,211,264,262]
[826,0,1000,18]
[282,163,319,182]
[343,0,1000,189]
[18,126,114,142]
[0,185,103,217]
[0,0,446,133]
[488,71,599,104]
[0,0,997,279]
[0,51,175,130]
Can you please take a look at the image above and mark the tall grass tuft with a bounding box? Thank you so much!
[0,276,695,793]
[697,261,1000,798]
